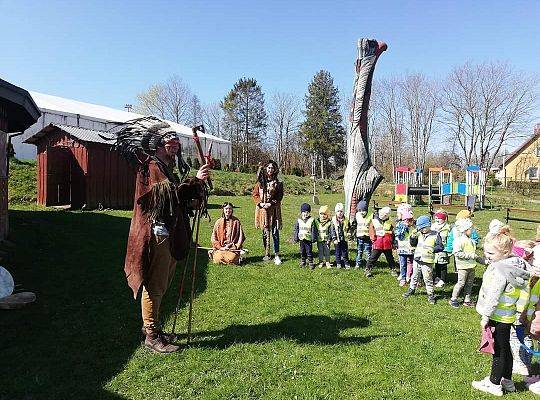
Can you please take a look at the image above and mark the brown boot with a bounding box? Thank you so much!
[144,333,179,353]
[141,326,178,343]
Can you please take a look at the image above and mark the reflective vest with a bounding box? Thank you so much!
[525,280,540,321]
[491,285,523,324]
[332,216,350,242]
[453,236,476,269]
[298,217,314,241]
[372,218,393,237]
[396,224,413,254]
[315,219,332,242]
[413,231,438,264]
[355,212,372,237]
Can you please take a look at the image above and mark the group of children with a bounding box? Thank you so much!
[292,199,540,396]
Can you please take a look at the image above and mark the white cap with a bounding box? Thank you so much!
[379,207,391,219]
[456,218,473,233]
[335,203,344,213]
[489,219,504,235]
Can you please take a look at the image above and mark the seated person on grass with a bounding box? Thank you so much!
[210,202,245,265]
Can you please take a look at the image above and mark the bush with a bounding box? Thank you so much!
[291,166,304,177]
[213,159,222,170]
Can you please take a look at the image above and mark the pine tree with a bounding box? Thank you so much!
[300,70,346,179]
[221,78,267,167]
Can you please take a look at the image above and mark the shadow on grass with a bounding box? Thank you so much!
[1,209,208,400]
[185,314,386,349]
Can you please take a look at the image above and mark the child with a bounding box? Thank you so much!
[314,205,332,269]
[432,209,451,288]
[293,203,317,270]
[472,227,531,396]
[395,207,415,286]
[446,210,480,254]
[353,200,373,270]
[330,203,351,269]
[449,218,477,308]
[403,215,443,305]
[365,207,396,277]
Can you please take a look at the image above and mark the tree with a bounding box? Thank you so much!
[202,102,225,138]
[299,70,346,179]
[268,92,302,173]
[441,61,537,172]
[187,94,202,127]
[221,78,267,167]
[135,75,193,124]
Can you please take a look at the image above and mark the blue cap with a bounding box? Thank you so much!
[416,215,431,230]
[301,203,311,213]
[357,200,368,212]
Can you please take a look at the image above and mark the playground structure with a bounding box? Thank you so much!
[394,165,487,209]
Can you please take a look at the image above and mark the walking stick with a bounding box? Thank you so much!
[186,208,203,344]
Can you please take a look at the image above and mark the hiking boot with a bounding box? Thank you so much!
[141,327,177,343]
[449,299,460,308]
[428,295,436,305]
[326,262,332,269]
[403,288,415,298]
[364,268,372,277]
[262,255,271,262]
[472,377,503,396]
[274,255,282,265]
[500,378,516,393]
[144,333,179,353]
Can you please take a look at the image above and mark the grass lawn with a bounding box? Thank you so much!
[2,193,540,399]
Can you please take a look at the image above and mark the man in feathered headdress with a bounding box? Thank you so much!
[118,119,209,353]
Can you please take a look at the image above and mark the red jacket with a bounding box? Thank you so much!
[369,217,395,250]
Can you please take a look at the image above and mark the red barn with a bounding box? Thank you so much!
[25,124,136,209]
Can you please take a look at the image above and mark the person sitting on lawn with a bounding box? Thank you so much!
[395,207,415,286]
[252,160,284,265]
[293,203,317,270]
[472,226,531,396]
[314,205,332,269]
[403,215,443,305]
[330,203,351,269]
[448,218,477,308]
[365,207,396,278]
[351,200,373,270]
[210,202,245,265]
[432,209,451,288]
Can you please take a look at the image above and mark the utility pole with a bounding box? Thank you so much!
[124,104,133,112]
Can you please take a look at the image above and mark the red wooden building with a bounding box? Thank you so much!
[25,124,136,209]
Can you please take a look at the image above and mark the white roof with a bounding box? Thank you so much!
[28,91,229,143]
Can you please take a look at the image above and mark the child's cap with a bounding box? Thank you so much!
[434,209,448,220]
[335,203,344,213]
[416,215,431,230]
[319,205,329,215]
[489,219,504,235]
[456,210,471,220]
[301,203,311,213]
[357,200,368,212]
[379,207,391,220]
[401,209,414,220]
[456,218,473,233]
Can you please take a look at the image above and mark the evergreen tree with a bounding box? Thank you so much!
[221,78,267,167]
[300,70,346,178]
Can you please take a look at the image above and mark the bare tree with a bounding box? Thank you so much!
[400,73,439,171]
[135,75,193,124]
[268,92,301,172]
[441,62,538,172]
[187,94,202,127]
[202,102,224,138]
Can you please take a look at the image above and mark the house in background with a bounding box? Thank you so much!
[496,124,540,187]
[0,79,40,239]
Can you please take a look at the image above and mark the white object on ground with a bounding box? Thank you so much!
[471,377,503,397]
[0,266,14,299]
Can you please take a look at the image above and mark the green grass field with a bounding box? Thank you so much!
[2,191,540,400]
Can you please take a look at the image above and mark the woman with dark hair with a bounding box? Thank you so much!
[210,202,245,265]
[252,160,284,265]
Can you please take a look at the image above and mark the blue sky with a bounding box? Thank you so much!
[1,0,539,119]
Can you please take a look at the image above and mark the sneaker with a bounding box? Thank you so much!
[434,277,441,285]
[449,299,460,308]
[299,260,306,267]
[309,263,315,270]
[500,378,516,393]
[326,262,332,269]
[355,263,360,270]
[399,279,406,287]
[428,295,436,305]
[403,288,415,298]
[262,255,271,262]
[318,262,324,268]
[344,264,351,270]
[463,300,476,307]
[529,380,540,394]
[144,333,179,353]
[274,255,282,265]
[472,377,503,397]
[435,279,445,288]
[390,269,399,277]
[364,269,372,277]
[525,375,540,386]
[336,264,342,269]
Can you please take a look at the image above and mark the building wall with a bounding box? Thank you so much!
[496,135,540,184]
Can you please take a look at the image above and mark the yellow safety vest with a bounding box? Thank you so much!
[298,217,314,241]
[525,280,540,321]
[355,212,372,237]
[315,219,331,242]
[414,231,438,264]
[372,218,392,237]
[453,236,476,270]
